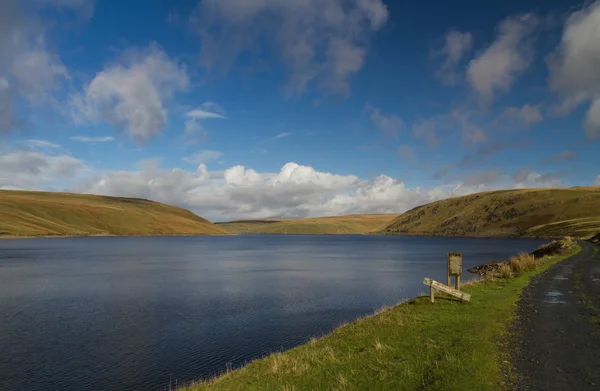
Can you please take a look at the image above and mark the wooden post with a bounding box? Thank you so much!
[447,252,463,290]
[430,285,435,303]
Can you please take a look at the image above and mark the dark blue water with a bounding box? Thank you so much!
[0,235,546,390]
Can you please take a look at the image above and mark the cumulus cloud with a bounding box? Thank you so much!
[74,161,567,220]
[190,0,388,96]
[365,104,403,138]
[0,149,85,189]
[496,104,542,130]
[0,0,84,132]
[434,30,473,85]
[467,14,538,103]
[0,147,571,220]
[548,2,600,139]
[72,45,189,143]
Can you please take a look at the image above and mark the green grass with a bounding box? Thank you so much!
[0,190,231,237]
[218,214,399,235]
[180,245,581,391]
[380,187,600,238]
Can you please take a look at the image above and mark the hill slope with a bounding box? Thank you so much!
[218,214,399,235]
[379,187,600,238]
[0,190,231,237]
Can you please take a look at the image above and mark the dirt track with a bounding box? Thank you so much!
[509,242,600,390]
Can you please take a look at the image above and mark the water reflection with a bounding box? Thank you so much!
[0,235,546,390]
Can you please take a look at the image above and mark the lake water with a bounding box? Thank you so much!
[0,235,546,390]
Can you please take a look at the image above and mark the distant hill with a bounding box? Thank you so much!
[218,214,399,235]
[378,187,600,238]
[0,190,231,237]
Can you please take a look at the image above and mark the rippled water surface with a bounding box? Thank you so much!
[0,235,546,390]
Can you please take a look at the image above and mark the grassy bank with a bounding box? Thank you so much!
[180,244,581,391]
[218,214,399,235]
[0,190,231,237]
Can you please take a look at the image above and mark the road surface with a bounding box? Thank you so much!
[510,241,600,390]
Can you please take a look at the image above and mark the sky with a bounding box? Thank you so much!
[1,0,599,221]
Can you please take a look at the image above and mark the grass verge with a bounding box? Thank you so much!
[180,245,581,391]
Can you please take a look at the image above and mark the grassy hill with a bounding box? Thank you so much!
[0,190,231,237]
[379,187,600,238]
[218,214,399,235]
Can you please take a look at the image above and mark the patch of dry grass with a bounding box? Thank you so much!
[498,263,513,279]
[509,253,536,276]
[0,189,231,237]
[380,187,600,238]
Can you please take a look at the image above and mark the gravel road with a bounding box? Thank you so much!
[509,241,600,390]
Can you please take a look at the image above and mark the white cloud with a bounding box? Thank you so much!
[497,104,542,130]
[366,104,403,138]
[0,149,85,189]
[0,0,81,132]
[434,30,473,85]
[596,175,600,186]
[467,14,538,103]
[191,0,388,96]
[185,102,226,136]
[275,132,291,139]
[548,2,600,139]
[0,147,570,220]
[187,102,226,120]
[11,45,69,106]
[24,139,61,149]
[512,168,562,188]
[70,136,115,143]
[73,45,189,143]
[71,162,565,221]
[183,150,223,164]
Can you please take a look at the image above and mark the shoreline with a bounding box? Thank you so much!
[0,233,235,240]
[0,231,561,240]
[178,239,579,390]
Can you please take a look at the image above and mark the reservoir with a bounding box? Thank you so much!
[0,235,546,390]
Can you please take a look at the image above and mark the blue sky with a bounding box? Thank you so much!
[1,0,599,220]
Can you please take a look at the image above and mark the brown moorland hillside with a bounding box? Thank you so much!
[218,214,399,235]
[0,190,231,237]
[378,187,600,238]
